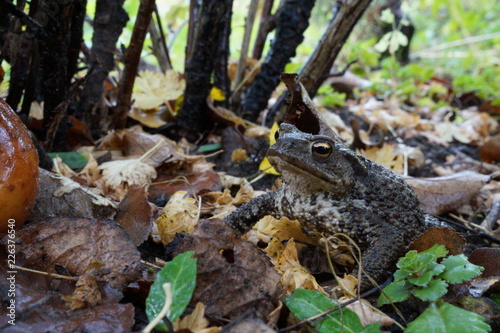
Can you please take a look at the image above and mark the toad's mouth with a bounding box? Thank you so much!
[267,153,344,188]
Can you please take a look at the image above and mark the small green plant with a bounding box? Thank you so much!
[317,85,347,107]
[145,251,197,332]
[378,244,491,333]
[285,289,381,333]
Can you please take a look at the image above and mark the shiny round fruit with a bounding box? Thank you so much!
[0,98,39,235]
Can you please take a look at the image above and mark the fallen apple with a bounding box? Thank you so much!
[0,98,39,235]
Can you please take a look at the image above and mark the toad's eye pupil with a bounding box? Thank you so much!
[312,142,332,158]
[274,130,279,140]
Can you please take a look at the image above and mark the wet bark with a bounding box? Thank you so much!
[213,0,233,108]
[176,0,231,132]
[241,0,316,123]
[77,0,128,128]
[267,0,373,126]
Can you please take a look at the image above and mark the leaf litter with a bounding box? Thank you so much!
[2,69,500,332]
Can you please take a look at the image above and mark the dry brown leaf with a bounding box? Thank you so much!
[128,107,169,128]
[435,121,471,143]
[115,185,155,245]
[154,191,199,245]
[7,217,141,289]
[409,227,465,255]
[174,302,220,333]
[149,171,222,202]
[132,69,185,110]
[274,239,325,295]
[61,274,101,310]
[256,216,315,244]
[244,125,270,139]
[0,250,135,332]
[404,171,490,215]
[344,299,395,327]
[172,219,282,320]
[31,168,117,220]
[359,144,404,173]
[231,148,249,162]
[479,134,500,164]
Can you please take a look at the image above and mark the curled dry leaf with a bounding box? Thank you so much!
[404,171,490,215]
[171,219,282,320]
[231,148,249,162]
[149,171,222,202]
[0,250,135,332]
[97,158,156,198]
[202,174,255,216]
[173,302,220,333]
[479,134,500,164]
[153,190,199,245]
[31,168,117,220]
[132,69,185,110]
[271,238,325,295]
[9,217,141,289]
[344,299,395,327]
[358,144,404,174]
[409,227,465,255]
[115,185,155,245]
[255,216,315,244]
[219,318,276,333]
[60,274,101,310]
[468,248,500,296]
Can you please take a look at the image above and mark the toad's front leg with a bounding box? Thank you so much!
[352,227,407,292]
[225,190,281,235]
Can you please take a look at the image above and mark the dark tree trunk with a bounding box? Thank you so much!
[40,0,76,150]
[267,0,374,125]
[77,0,128,129]
[241,0,316,123]
[176,0,231,132]
[213,0,233,108]
[67,0,87,83]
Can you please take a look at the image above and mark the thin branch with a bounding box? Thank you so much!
[231,0,260,107]
[1,0,48,40]
[252,0,275,60]
[411,31,500,59]
[113,0,156,129]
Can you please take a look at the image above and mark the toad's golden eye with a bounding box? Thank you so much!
[274,129,280,141]
[312,142,332,158]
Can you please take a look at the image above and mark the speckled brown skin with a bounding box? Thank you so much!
[225,123,430,291]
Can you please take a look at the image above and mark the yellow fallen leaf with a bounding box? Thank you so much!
[174,302,220,333]
[231,148,248,162]
[154,191,199,245]
[275,239,325,295]
[210,87,225,101]
[358,144,403,174]
[256,216,315,244]
[132,70,185,110]
[259,122,280,175]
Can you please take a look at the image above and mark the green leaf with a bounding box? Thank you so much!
[421,244,449,259]
[409,262,445,286]
[378,280,412,306]
[408,269,437,286]
[285,289,369,333]
[406,301,491,333]
[145,251,197,332]
[48,152,88,169]
[413,279,448,302]
[440,255,484,284]
[489,294,500,308]
[197,143,222,153]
